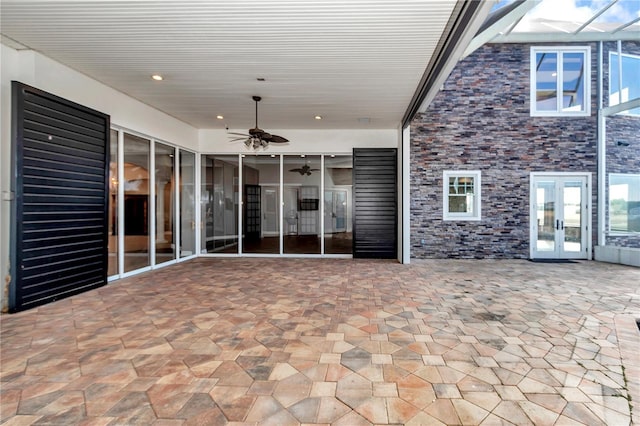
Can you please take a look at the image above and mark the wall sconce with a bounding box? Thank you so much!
[617,141,630,147]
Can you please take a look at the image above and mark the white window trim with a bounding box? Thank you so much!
[608,51,640,117]
[443,170,481,221]
[530,46,591,117]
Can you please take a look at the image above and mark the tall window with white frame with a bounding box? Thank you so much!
[530,46,591,116]
[443,170,481,221]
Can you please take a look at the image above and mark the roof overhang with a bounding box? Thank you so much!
[402,0,496,126]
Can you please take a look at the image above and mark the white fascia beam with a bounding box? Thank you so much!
[493,30,640,43]
[602,97,640,116]
[462,0,541,59]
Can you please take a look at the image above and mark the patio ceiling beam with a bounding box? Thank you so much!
[462,0,541,59]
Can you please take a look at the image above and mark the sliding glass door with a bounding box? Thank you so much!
[200,153,353,256]
[200,155,240,254]
[123,133,150,273]
[284,155,321,254]
[108,127,193,279]
[242,155,280,254]
[155,142,175,264]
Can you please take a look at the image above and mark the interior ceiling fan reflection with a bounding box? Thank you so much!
[227,96,289,149]
[289,164,319,176]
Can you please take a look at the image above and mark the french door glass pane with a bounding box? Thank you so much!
[201,155,239,254]
[563,181,582,252]
[123,133,150,272]
[535,181,555,252]
[242,155,279,254]
[324,155,353,254]
[284,155,321,254]
[155,142,175,264]
[180,150,196,257]
[108,129,118,276]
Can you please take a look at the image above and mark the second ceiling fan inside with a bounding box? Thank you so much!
[228,96,289,149]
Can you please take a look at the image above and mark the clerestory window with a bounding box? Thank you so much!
[530,46,591,117]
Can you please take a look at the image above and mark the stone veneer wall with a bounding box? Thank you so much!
[603,41,640,248]
[410,43,599,259]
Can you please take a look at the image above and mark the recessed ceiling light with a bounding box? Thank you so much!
[315,115,322,120]
[216,115,224,120]
[270,154,276,158]
[300,154,306,158]
[330,154,335,158]
[151,74,163,81]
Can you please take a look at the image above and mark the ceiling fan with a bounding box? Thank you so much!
[228,96,289,149]
[289,164,320,176]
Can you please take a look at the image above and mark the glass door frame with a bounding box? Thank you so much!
[529,172,592,259]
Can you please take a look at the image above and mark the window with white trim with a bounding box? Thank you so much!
[609,51,640,116]
[443,170,481,221]
[609,173,640,234]
[530,46,591,116]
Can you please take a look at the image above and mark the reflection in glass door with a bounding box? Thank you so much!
[155,142,175,264]
[201,155,239,254]
[531,174,589,259]
[324,155,352,254]
[180,151,196,257]
[284,155,321,254]
[108,129,119,276]
[123,133,150,272]
[242,155,280,254]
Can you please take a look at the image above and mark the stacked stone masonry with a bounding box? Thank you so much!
[410,41,639,259]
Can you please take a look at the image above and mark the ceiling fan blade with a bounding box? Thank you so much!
[289,168,303,172]
[227,132,250,137]
[268,134,289,143]
[228,137,248,143]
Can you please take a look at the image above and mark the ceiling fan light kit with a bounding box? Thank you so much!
[228,96,289,150]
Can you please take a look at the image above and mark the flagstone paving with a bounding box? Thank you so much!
[1,258,639,425]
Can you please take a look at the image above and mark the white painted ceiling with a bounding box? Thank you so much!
[0,0,481,131]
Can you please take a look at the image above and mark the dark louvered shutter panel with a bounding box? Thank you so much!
[353,148,397,259]
[10,82,110,312]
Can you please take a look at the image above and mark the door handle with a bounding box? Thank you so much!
[556,219,559,230]
[560,221,564,230]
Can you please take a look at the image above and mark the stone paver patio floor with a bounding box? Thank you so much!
[1,258,639,425]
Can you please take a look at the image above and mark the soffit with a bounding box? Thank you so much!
[1,0,464,130]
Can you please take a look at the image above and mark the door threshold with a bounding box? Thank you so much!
[529,258,579,263]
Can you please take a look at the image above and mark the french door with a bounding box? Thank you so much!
[530,173,591,259]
